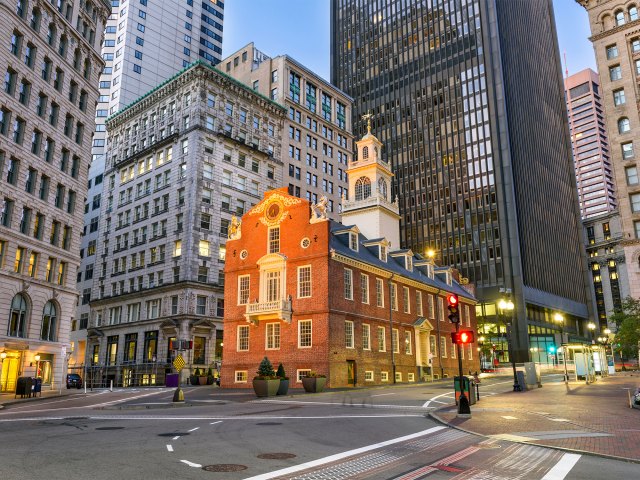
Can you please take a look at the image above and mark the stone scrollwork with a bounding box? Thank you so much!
[310,195,329,223]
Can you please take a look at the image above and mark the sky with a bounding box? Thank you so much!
[222,0,597,82]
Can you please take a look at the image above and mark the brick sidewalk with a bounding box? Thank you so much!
[432,373,640,461]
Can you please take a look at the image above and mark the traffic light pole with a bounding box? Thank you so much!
[455,320,471,415]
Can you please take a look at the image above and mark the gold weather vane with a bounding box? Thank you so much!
[362,111,373,134]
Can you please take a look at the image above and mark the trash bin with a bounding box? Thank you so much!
[32,377,42,397]
[15,377,33,399]
[165,373,179,388]
[454,376,476,405]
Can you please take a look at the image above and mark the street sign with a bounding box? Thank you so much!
[173,354,185,371]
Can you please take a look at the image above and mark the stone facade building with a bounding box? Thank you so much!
[222,128,478,388]
[0,0,110,392]
[86,61,285,386]
[579,0,640,304]
[222,43,353,220]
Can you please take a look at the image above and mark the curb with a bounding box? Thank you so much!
[428,409,640,465]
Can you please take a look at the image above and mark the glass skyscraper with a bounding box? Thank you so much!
[331,0,595,360]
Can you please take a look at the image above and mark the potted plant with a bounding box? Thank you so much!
[302,371,326,393]
[190,369,199,386]
[276,363,289,396]
[252,356,280,397]
[206,367,215,385]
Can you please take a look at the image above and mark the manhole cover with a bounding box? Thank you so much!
[255,422,282,426]
[96,427,124,430]
[202,464,247,472]
[158,432,190,437]
[257,453,297,460]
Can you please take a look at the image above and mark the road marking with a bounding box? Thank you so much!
[242,426,446,480]
[370,393,396,397]
[172,436,180,440]
[395,446,480,480]
[180,460,202,468]
[166,445,173,452]
[541,453,581,480]
[187,427,199,432]
[550,418,570,422]
[501,416,518,420]
[422,391,454,408]
[209,421,222,425]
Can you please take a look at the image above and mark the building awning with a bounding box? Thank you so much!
[413,317,434,330]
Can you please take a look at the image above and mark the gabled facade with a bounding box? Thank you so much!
[222,188,478,388]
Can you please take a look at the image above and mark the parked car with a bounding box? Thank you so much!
[66,373,82,389]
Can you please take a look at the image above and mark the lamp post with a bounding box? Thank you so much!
[587,322,596,344]
[498,297,520,391]
[478,336,485,371]
[426,249,445,380]
[554,313,568,383]
[34,354,41,378]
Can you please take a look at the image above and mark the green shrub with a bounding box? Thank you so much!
[256,357,276,378]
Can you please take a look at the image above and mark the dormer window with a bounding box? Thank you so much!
[406,256,413,272]
[268,226,280,254]
[427,264,434,279]
[446,271,452,286]
[349,232,358,251]
[380,244,387,262]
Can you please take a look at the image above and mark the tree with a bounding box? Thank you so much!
[609,297,640,364]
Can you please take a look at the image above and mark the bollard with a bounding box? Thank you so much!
[84,382,87,395]
[173,387,184,403]
[110,379,113,392]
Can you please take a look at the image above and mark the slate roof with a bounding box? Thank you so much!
[329,220,475,301]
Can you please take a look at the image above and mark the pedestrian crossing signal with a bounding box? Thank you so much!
[451,331,474,344]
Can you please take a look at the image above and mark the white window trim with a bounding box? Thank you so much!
[362,323,371,350]
[297,265,312,298]
[265,322,280,350]
[296,369,311,383]
[378,326,386,352]
[345,320,355,349]
[361,273,369,304]
[237,325,249,352]
[364,370,374,382]
[298,319,312,348]
[403,286,410,314]
[234,371,248,383]
[381,371,389,382]
[344,268,353,300]
[237,274,250,305]
[408,373,415,382]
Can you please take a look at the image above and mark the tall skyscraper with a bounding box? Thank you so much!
[331,0,594,360]
[72,0,224,371]
[1,0,110,392]
[565,69,616,219]
[221,43,353,219]
[578,1,640,305]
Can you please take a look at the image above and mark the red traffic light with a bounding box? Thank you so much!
[447,293,459,307]
[451,330,475,345]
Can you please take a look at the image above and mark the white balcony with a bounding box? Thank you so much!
[244,299,292,323]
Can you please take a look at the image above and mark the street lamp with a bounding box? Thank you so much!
[587,322,596,343]
[498,297,520,391]
[554,313,568,383]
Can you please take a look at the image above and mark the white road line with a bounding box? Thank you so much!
[172,436,180,440]
[541,453,581,480]
[242,426,446,480]
[209,421,222,425]
[187,427,199,432]
[370,393,396,397]
[180,460,202,468]
[422,391,454,408]
[166,445,173,452]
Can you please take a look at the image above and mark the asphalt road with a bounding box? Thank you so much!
[0,376,636,480]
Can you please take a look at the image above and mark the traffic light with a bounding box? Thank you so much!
[451,330,475,344]
[447,293,459,323]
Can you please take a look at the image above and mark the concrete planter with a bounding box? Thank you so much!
[252,378,280,397]
[198,376,207,385]
[302,377,326,393]
[276,379,289,395]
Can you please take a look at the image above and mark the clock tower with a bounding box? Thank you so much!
[341,115,400,248]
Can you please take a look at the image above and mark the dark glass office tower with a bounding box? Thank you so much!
[331,0,595,361]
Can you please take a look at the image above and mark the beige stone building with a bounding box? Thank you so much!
[222,44,353,219]
[0,0,109,392]
[87,62,285,386]
[579,0,640,303]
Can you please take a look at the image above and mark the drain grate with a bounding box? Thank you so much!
[202,464,247,472]
[255,422,282,426]
[96,427,124,430]
[257,453,297,460]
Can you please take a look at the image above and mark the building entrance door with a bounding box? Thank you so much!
[347,360,356,386]
[1,356,20,392]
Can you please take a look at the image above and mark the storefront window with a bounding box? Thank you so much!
[193,336,206,364]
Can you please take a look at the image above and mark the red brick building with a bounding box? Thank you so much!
[222,125,478,388]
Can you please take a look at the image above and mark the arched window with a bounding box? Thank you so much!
[8,294,28,337]
[355,176,372,201]
[47,23,57,47]
[41,301,57,341]
[378,178,388,200]
[630,6,639,21]
[30,8,41,31]
[615,10,626,26]
[362,146,369,159]
[619,117,631,133]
